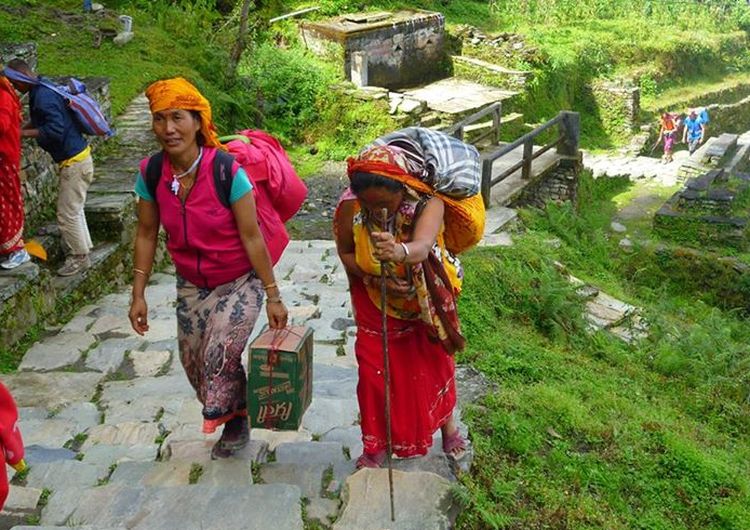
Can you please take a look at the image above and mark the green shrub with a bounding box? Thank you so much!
[243,42,338,143]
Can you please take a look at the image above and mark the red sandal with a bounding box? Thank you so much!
[355,450,387,469]
[442,429,468,461]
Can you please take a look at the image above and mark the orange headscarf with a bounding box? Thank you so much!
[145,77,224,150]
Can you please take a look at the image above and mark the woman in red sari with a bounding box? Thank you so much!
[0,69,29,269]
[334,145,468,468]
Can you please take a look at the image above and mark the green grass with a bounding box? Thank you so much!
[455,173,750,529]
[0,0,257,130]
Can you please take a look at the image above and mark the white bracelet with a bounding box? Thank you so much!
[400,242,410,263]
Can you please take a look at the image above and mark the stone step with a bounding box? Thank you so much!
[483,206,518,235]
[61,484,303,529]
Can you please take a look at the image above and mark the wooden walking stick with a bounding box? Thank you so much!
[380,207,396,522]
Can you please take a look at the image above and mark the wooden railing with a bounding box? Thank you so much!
[479,111,580,207]
[445,102,503,146]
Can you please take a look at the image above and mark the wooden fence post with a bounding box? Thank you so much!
[481,157,493,208]
[522,139,533,179]
[492,103,502,145]
[557,111,580,157]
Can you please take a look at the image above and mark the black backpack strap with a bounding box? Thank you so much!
[144,151,164,202]
[213,150,236,208]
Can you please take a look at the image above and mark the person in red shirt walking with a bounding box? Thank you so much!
[0,382,26,510]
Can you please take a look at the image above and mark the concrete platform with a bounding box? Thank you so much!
[401,77,516,116]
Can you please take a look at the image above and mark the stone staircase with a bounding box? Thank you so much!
[1,240,486,530]
[0,94,154,353]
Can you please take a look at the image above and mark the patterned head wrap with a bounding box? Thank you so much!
[347,145,433,195]
[145,77,224,150]
[347,144,486,255]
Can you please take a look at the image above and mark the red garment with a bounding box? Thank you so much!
[0,77,24,254]
[0,382,25,510]
[351,278,456,458]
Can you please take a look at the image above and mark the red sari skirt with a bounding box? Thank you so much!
[351,278,456,458]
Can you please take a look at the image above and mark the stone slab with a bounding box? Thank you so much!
[3,372,102,409]
[321,426,363,460]
[302,397,359,435]
[40,487,86,526]
[198,459,253,486]
[402,78,515,116]
[81,443,159,466]
[275,442,346,466]
[68,483,303,529]
[24,445,77,466]
[306,497,340,526]
[17,418,77,448]
[26,460,106,491]
[83,422,161,449]
[250,428,313,452]
[0,486,42,529]
[55,402,101,433]
[85,337,144,374]
[19,331,95,371]
[129,349,171,377]
[260,462,327,498]
[334,469,456,530]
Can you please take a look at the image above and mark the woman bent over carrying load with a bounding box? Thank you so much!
[128,78,288,459]
[334,145,469,468]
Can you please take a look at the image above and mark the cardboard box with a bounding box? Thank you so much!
[247,325,313,430]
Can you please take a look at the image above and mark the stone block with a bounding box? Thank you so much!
[275,441,346,466]
[69,483,303,529]
[19,331,95,371]
[81,443,159,466]
[306,497,340,525]
[0,486,42,529]
[83,422,161,449]
[260,462,327,498]
[198,459,253,486]
[3,372,102,410]
[302,397,360,435]
[40,487,87,526]
[56,402,101,433]
[333,469,456,530]
[25,445,77,466]
[86,337,144,374]
[17,418,77,448]
[26,460,106,491]
[129,349,171,377]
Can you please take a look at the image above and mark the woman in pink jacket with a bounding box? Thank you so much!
[128,78,287,459]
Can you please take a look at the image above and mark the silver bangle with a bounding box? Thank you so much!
[400,242,410,263]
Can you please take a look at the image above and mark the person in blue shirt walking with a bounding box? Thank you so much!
[682,109,705,155]
[6,59,94,276]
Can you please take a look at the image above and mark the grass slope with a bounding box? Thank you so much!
[456,174,750,529]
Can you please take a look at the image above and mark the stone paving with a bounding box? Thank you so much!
[583,150,687,186]
[1,240,471,530]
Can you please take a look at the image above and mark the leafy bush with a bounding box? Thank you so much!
[243,42,338,143]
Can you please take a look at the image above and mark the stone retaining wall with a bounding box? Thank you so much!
[591,80,640,142]
[1,42,112,233]
[512,158,581,209]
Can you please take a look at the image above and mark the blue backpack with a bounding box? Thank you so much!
[40,78,115,138]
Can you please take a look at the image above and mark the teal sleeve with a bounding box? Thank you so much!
[229,167,254,204]
[134,171,155,201]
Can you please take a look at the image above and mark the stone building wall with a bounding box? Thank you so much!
[591,80,640,142]
[1,42,111,232]
[301,11,448,90]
